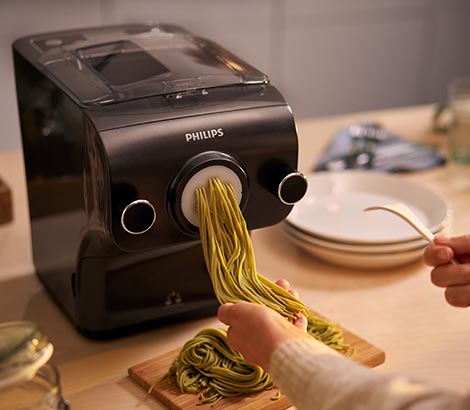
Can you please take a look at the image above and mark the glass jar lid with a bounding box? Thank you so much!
[0,321,53,390]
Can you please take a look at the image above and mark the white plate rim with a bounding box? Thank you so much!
[285,231,423,270]
[281,222,436,254]
[286,171,452,245]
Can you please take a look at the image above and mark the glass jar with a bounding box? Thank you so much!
[447,76,470,191]
[0,321,69,410]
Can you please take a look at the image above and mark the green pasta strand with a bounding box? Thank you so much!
[162,177,352,404]
[197,178,308,321]
[306,311,354,356]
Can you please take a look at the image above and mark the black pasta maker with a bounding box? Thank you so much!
[13,23,307,338]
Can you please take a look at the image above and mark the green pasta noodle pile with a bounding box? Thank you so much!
[166,328,273,404]
[161,177,352,404]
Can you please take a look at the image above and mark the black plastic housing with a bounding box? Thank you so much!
[13,23,301,337]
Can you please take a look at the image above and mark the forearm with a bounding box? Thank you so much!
[270,338,467,410]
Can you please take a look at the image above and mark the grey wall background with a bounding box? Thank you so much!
[1,0,469,151]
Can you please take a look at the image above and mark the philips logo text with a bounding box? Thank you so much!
[185,128,224,142]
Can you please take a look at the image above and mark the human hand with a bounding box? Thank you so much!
[423,235,470,307]
[217,279,309,371]
[274,279,308,331]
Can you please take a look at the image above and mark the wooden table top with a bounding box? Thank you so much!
[0,104,468,409]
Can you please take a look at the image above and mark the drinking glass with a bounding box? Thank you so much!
[447,76,470,190]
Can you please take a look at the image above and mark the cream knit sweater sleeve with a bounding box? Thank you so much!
[270,338,469,410]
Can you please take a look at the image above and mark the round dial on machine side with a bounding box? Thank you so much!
[277,169,308,205]
[121,199,156,235]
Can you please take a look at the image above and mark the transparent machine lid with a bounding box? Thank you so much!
[34,24,269,107]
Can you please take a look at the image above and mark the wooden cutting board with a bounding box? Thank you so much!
[128,318,385,410]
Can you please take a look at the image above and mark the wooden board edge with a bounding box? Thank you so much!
[128,359,292,410]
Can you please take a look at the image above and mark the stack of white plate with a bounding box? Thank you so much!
[282,171,452,270]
